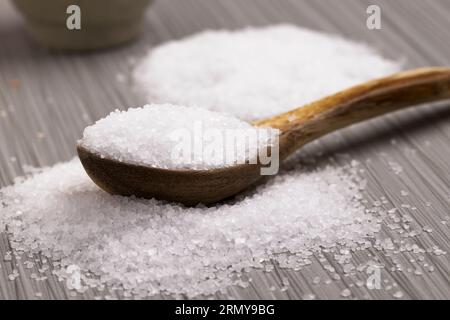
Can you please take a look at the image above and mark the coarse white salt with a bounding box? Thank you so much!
[0,25,405,298]
[0,157,379,297]
[134,24,401,120]
[340,288,352,298]
[79,104,277,169]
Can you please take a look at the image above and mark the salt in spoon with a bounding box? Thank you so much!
[78,67,450,205]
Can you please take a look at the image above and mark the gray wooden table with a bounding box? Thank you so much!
[0,0,449,300]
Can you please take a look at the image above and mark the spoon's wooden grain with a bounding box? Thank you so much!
[77,145,262,206]
[78,67,450,205]
[253,67,450,159]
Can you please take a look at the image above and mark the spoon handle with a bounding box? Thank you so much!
[254,67,450,159]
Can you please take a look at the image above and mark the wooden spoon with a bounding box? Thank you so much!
[78,67,450,206]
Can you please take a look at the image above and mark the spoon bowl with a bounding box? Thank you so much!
[77,145,263,206]
[78,67,450,205]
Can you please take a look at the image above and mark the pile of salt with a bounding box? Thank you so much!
[0,24,404,298]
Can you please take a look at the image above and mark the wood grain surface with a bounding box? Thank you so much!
[0,0,449,300]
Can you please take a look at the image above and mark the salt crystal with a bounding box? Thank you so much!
[134,25,400,121]
[393,291,404,299]
[388,161,403,175]
[303,293,316,300]
[281,277,290,286]
[433,248,446,256]
[0,158,380,297]
[0,25,402,298]
[343,264,355,273]
[373,201,382,207]
[324,265,335,273]
[80,104,277,170]
[340,288,352,297]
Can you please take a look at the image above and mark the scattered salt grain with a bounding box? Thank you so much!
[8,274,17,281]
[333,274,341,281]
[400,190,409,197]
[393,291,404,299]
[303,293,316,300]
[422,226,433,233]
[134,25,400,121]
[343,263,355,274]
[340,288,352,297]
[312,276,321,285]
[432,247,446,256]
[388,161,403,175]
[0,157,379,297]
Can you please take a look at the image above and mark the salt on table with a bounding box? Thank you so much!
[0,24,402,298]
